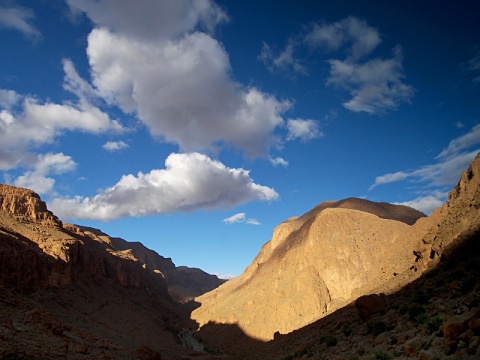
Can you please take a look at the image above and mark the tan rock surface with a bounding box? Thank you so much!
[192,199,425,341]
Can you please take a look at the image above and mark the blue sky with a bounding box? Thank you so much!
[1,0,479,277]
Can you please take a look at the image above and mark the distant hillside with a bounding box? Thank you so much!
[75,225,225,302]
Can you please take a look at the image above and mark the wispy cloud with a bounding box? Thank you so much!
[393,191,448,214]
[466,46,480,84]
[0,5,41,41]
[13,153,76,195]
[326,46,414,113]
[370,124,480,212]
[222,212,260,225]
[0,87,123,172]
[103,141,129,152]
[286,118,323,142]
[50,153,278,221]
[259,17,413,115]
[305,17,381,61]
[269,156,289,167]
[259,39,307,74]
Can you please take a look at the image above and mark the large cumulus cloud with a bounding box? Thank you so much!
[67,0,293,157]
[50,152,279,220]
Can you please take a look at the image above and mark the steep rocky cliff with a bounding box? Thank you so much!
[0,184,62,228]
[0,184,223,358]
[192,153,480,342]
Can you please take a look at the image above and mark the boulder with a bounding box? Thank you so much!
[355,293,390,321]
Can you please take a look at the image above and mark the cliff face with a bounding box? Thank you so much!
[0,184,62,228]
[0,183,226,357]
[0,184,224,300]
[192,153,480,342]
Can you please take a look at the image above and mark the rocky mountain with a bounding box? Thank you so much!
[191,198,427,341]
[1,152,479,359]
[0,184,223,358]
[74,225,225,302]
[192,153,480,348]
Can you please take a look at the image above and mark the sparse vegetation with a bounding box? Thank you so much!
[407,303,427,323]
[319,335,338,347]
[366,320,388,336]
[387,336,397,345]
[342,323,353,337]
[368,351,393,360]
[423,315,444,334]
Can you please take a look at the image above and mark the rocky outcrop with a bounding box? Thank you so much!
[0,184,62,228]
[355,293,390,321]
[411,151,480,270]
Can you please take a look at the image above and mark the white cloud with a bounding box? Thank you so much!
[259,39,307,74]
[370,125,480,197]
[245,218,261,225]
[13,153,76,195]
[50,153,278,221]
[0,88,123,170]
[213,273,235,280]
[66,0,290,157]
[103,141,129,152]
[66,0,228,41]
[371,149,479,190]
[62,59,98,101]
[223,213,246,224]
[436,123,480,159]
[260,17,413,114]
[369,171,409,190]
[409,150,479,187]
[394,191,448,214]
[269,156,289,167]
[326,46,414,113]
[222,212,260,225]
[305,17,381,61]
[0,5,41,40]
[0,89,20,110]
[286,118,322,142]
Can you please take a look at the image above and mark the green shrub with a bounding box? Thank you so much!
[411,290,430,304]
[342,324,353,337]
[319,335,338,347]
[366,320,388,336]
[388,336,398,345]
[408,303,426,322]
[423,315,444,334]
